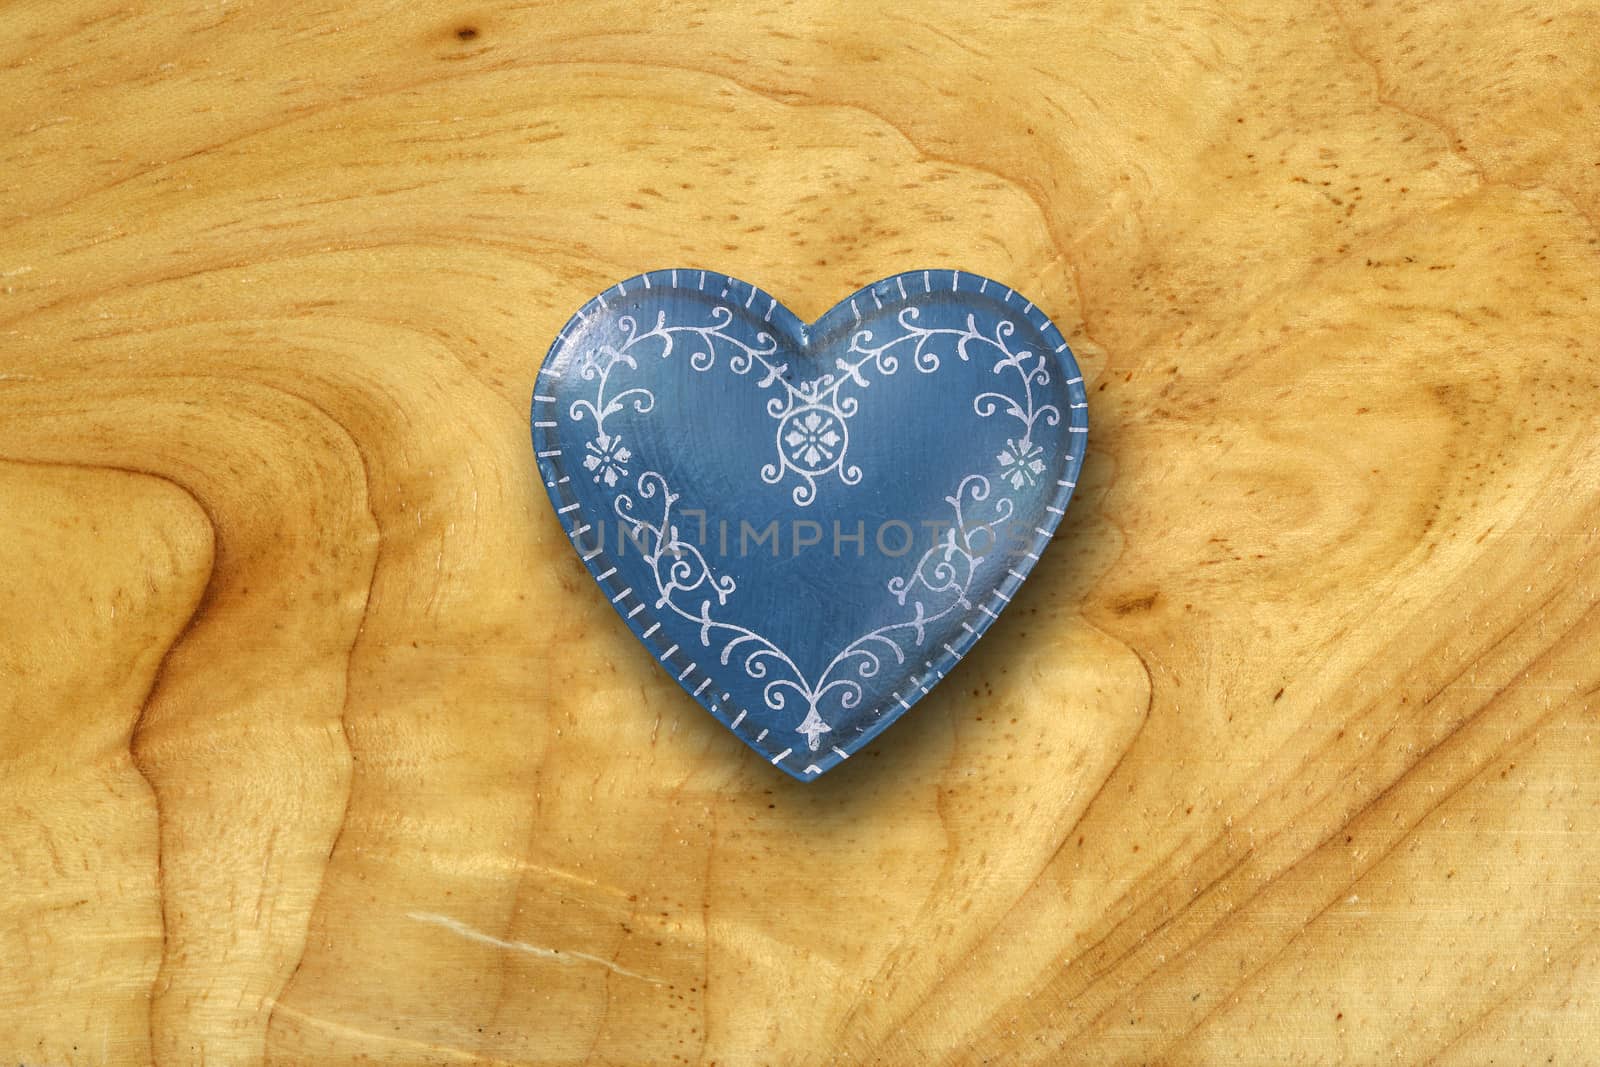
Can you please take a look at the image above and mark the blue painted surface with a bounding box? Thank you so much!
[532,270,1089,780]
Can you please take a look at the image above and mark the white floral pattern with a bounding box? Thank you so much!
[612,468,1009,752]
[583,432,631,487]
[542,270,1086,771]
[567,302,1061,507]
[997,437,1045,490]
[781,409,845,473]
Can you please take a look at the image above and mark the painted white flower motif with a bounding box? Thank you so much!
[611,469,1007,760]
[568,295,1060,508]
[583,432,632,487]
[997,437,1045,490]
[796,708,832,751]
[783,410,843,471]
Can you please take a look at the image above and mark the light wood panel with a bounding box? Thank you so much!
[2,1,1597,1063]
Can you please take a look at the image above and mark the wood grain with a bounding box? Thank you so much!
[3,1,1597,1063]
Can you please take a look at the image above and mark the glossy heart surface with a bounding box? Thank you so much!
[533,270,1088,779]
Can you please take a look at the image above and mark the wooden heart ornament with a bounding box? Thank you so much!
[533,270,1088,779]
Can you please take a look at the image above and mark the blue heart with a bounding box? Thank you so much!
[533,270,1088,780]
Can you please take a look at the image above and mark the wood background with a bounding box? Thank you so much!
[3,0,1598,1063]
